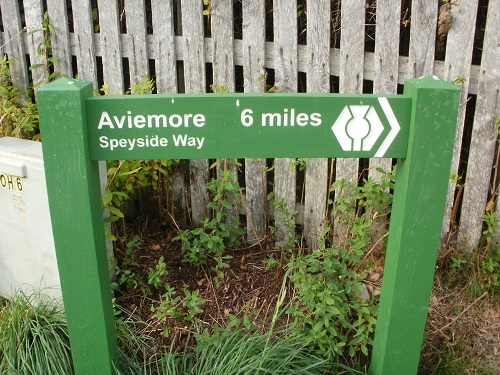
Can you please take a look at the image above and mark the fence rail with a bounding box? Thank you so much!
[1,0,498,251]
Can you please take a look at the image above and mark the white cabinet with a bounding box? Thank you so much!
[0,137,61,299]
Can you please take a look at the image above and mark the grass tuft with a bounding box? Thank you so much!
[0,291,73,375]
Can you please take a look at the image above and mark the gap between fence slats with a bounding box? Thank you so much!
[441,0,479,247]
[459,0,500,251]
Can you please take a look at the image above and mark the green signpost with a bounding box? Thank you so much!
[37,76,459,375]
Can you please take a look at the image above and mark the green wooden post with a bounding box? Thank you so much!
[37,78,117,375]
[370,77,460,374]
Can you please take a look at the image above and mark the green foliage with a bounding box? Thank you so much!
[330,168,395,249]
[148,256,167,289]
[0,56,39,140]
[226,303,258,332]
[287,230,377,359]
[279,171,394,359]
[183,289,205,320]
[261,254,282,270]
[129,75,155,95]
[291,157,308,172]
[202,0,211,17]
[0,291,73,375]
[451,75,467,86]
[450,255,467,275]
[29,11,60,86]
[173,170,245,286]
[478,212,500,292]
[100,77,173,238]
[482,211,499,245]
[113,236,149,296]
[150,286,205,337]
[150,285,183,337]
[480,248,500,291]
[103,157,173,234]
[210,84,228,93]
[268,194,299,252]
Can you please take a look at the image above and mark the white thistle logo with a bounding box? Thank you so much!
[331,98,401,157]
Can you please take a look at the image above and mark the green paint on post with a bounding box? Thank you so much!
[369,77,460,374]
[37,78,117,375]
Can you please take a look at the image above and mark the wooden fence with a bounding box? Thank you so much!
[1,0,498,251]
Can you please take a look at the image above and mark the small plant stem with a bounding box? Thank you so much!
[238,188,265,252]
[174,326,197,334]
[355,232,389,271]
[432,291,488,335]
[107,160,125,189]
[167,210,180,231]
[232,234,270,252]
[257,268,291,372]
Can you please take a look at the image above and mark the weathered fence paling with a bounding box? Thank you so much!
[1,0,498,265]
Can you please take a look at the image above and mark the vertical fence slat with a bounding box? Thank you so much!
[126,0,149,86]
[182,0,209,226]
[441,0,479,245]
[46,0,73,77]
[151,1,183,225]
[0,1,29,91]
[151,0,177,94]
[459,0,500,251]
[72,0,98,87]
[211,0,239,231]
[23,0,47,88]
[335,0,365,244]
[211,0,234,92]
[408,0,438,77]
[99,0,124,94]
[273,0,297,244]
[369,0,401,180]
[304,0,330,250]
[243,0,267,242]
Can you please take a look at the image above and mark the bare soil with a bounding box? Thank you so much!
[113,222,500,374]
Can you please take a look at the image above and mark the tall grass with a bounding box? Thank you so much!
[188,329,363,375]
[114,323,365,375]
[0,291,73,375]
[0,292,365,375]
